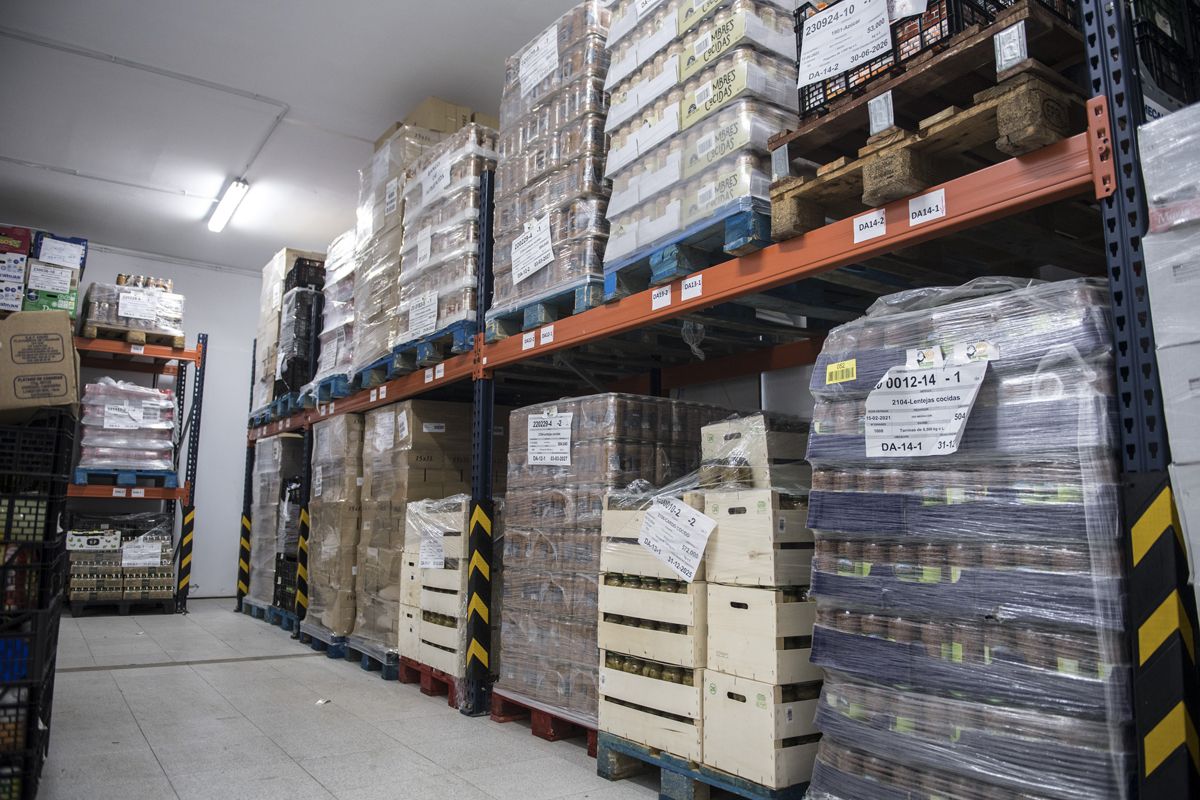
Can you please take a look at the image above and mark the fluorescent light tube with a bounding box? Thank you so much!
[207,178,249,232]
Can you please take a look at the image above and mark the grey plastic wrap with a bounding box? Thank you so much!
[1138,100,1200,236]
[254,248,323,409]
[308,414,364,636]
[499,393,730,725]
[81,282,185,337]
[490,1,614,320]
[355,125,447,250]
[277,287,320,368]
[802,277,1134,800]
[248,435,304,605]
[310,229,357,388]
[395,125,497,346]
[78,378,176,471]
[354,401,476,650]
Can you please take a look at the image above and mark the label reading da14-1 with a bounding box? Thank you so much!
[909,188,946,226]
[527,412,573,466]
[639,496,717,582]
[864,360,988,457]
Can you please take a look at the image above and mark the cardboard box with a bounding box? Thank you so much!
[472,111,501,130]
[0,310,79,417]
[1158,341,1200,464]
[32,232,87,271]
[0,254,26,284]
[0,226,31,255]
[1169,462,1200,613]
[0,282,22,313]
[23,288,79,316]
[1145,227,1200,348]
[404,96,472,136]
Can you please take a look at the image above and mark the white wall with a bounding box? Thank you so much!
[84,245,260,597]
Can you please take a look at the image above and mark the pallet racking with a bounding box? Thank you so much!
[238,0,1197,794]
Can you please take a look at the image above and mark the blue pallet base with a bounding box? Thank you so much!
[267,605,298,632]
[596,732,808,800]
[603,204,772,302]
[240,596,269,621]
[271,393,303,420]
[393,320,476,373]
[352,354,398,391]
[484,279,606,343]
[344,635,400,681]
[73,469,179,489]
[298,620,348,659]
[249,406,272,427]
[316,374,353,402]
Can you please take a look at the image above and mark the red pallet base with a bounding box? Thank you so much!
[398,656,457,708]
[489,691,598,757]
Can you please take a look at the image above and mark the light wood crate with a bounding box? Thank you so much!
[598,580,706,668]
[397,603,421,658]
[600,493,707,580]
[707,583,822,684]
[702,670,821,789]
[400,551,421,607]
[599,661,704,762]
[700,416,811,491]
[420,563,467,617]
[705,490,814,587]
[419,617,465,677]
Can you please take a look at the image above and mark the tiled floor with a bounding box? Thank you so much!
[45,599,658,800]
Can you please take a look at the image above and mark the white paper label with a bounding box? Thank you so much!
[385,178,400,217]
[522,332,536,351]
[950,341,1000,364]
[854,209,887,243]
[313,466,323,497]
[694,31,713,56]
[419,526,445,569]
[696,181,717,211]
[424,368,434,384]
[905,346,945,369]
[111,488,127,498]
[420,162,450,203]
[118,291,158,321]
[422,422,446,434]
[652,286,672,310]
[130,344,145,355]
[681,275,703,301]
[528,412,573,466]
[36,237,85,269]
[103,403,143,429]
[539,326,554,346]
[520,24,560,95]
[696,132,717,159]
[798,0,893,89]
[864,360,988,457]
[409,291,439,338]
[370,389,378,402]
[379,386,387,399]
[909,189,946,226]
[993,21,1028,73]
[868,91,894,135]
[635,0,662,15]
[889,0,929,19]
[141,403,161,423]
[416,227,432,268]
[122,541,162,567]
[1155,11,1174,38]
[435,362,445,379]
[639,496,717,582]
[695,81,713,108]
[511,215,555,285]
[26,263,73,294]
[396,410,409,442]
[376,412,395,450]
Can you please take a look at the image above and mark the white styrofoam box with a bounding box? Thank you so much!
[1158,341,1200,464]
[1169,462,1200,614]
[1145,227,1200,348]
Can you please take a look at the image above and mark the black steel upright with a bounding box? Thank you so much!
[1083,0,1198,795]
[176,333,209,612]
[462,168,496,716]
[294,426,313,623]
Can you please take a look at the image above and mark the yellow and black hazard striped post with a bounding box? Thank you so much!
[1126,473,1200,797]
[462,497,494,715]
[295,505,310,621]
[235,442,255,613]
[177,502,195,610]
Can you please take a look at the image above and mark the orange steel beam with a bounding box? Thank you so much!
[480,127,1107,373]
[67,483,191,502]
[247,350,476,442]
[74,336,202,364]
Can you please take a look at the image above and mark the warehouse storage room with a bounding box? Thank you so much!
[0,0,1197,799]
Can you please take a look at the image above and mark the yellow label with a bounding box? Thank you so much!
[825,359,857,385]
[680,14,747,82]
[920,566,942,584]
[859,561,872,578]
[682,167,752,227]
[951,642,963,663]
[847,702,867,721]
[891,716,915,734]
[681,62,749,130]
[984,645,992,665]
[949,566,962,583]
[1057,657,1081,676]
[678,0,724,34]
[684,115,753,180]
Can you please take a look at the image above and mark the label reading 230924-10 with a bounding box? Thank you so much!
[797,0,892,89]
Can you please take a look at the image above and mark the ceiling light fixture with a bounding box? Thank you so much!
[207,178,250,232]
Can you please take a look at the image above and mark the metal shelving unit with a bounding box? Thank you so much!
[237,0,1196,793]
[71,334,209,612]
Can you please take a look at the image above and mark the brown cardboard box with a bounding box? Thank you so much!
[323,589,357,636]
[0,310,78,418]
[404,96,472,135]
[472,111,501,130]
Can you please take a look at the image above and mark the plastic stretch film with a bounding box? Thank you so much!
[802,277,1133,800]
[248,435,304,606]
[81,281,185,337]
[490,1,615,321]
[308,229,357,390]
[78,378,176,471]
[276,286,321,396]
[254,248,323,410]
[500,393,730,725]
[308,414,363,636]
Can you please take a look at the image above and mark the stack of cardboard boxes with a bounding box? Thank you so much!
[307,414,365,635]
[0,225,88,317]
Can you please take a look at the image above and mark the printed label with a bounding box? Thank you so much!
[868,91,894,135]
[680,13,747,81]
[384,177,400,217]
[375,412,396,450]
[424,368,434,384]
[520,24,560,95]
[682,62,749,130]
[36,238,85,269]
[131,488,145,498]
[889,0,929,19]
[853,209,887,243]
[422,422,446,433]
[123,540,163,567]
[798,0,892,90]
[103,403,143,430]
[527,412,573,466]
[370,389,378,402]
[112,488,127,498]
[313,466,324,497]
[826,359,857,385]
[395,410,408,443]
[419,161,450,204]
[118,291,158,321]
[416,226,432,268]
[434,362,445,379]
[419,526,445,569]
[26,263,73,294]
[522,332,536,351]
[408,291,439,338]
[652,285,672,310]
[130,344,145,355]
[908,189,946,226]
[639,496,717,582]
[864,360,988,457]
[0,254,26,283]
[539,325,555,346]
[905,346,944,369]
[993,21,1028,73]
[681,275,703,301]
[511,214,555,284]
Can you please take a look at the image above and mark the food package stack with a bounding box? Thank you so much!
[78,378,175,473]
[308,414,364,635]
[354,400,474,650]
[403,495,505,689]
[802,278,1133,800]
[396,125,497,347]
[601,0,799,269]
[67,513,173,603]
[275,287,322,398]
[254,248,324,411]
[67,532,122,604]
[248,435,304,605]
[121,527,175,601]
[500,394,728,725]
[351,126,446,374]
[1138,103,1200,595]
[24,231,88,315]
[310,230,357,388]
[80,276,185,345]
[489,1,614,326]
[0,226,32,315]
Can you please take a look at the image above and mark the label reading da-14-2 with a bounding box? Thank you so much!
[864,360,988,457]
[527,412,573,466]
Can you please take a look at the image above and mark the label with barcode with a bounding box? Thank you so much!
[385,178,400,217]
[696,182,717,210]
[694,32,712,55]
[695,82,713,108]
[826,359,857,385]
[697,132,716,157]
[416,227,432,268]
[520,24,560,95]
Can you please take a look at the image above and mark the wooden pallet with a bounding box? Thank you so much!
[78,324,186,349]
[596,732,809,800]
[345,635,400,681]
[603,204,771,302]
[69,597,176,617]
[490,689,599,757]
[397,655,458,706]
[298,620,348,659]
[393,320,476,373]
[770,0,1085,166]
[484,279,605,343]
[771,69,1083,239]
[72,468,179,489]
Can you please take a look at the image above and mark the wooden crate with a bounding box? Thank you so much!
[598,580,706,668]
[404,497,470,557]
[708,584,822,685]
[400,550,421,607]
[599,661,704,762]
[705,490,813,587]
[700,416,811,491]
[420,563,467,617]
[702,671,821,790]
[397,603,421,658]
[418,617,465,678]
[600,492,707,581]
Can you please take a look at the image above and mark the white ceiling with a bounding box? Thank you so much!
[0,0,580,273]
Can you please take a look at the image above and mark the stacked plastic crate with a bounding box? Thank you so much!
[601,0,799,274]
[803,278,1134,799]
[252,249,323,412]
[489,1,613,331]
[274,257,325,399]
[0,409,75,798]
[247,436,304,607]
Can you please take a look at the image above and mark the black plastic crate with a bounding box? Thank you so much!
[0,600,61,687]
[1135,19,1197,102]
[0,492,66,548]
[0,411,74,481]
[273,553,297,612]
[284,258,326,291]
[1131,0,1189,50]
[0,658,57,800]
[274,357,314,398]
[63,511,171,539]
